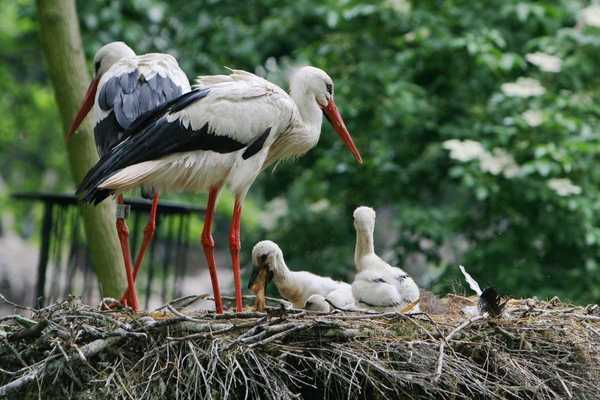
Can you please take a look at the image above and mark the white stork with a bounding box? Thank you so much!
[249,240,355,310]
[66,41,191,311]
[352,270,411,312]
[76,67,362,313]
[303,287,358,312]
[303,295,331,312]
[351,206,420,311]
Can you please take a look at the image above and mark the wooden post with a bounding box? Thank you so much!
[36,0,126,298]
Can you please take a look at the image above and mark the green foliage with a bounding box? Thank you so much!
[2,0,600,303]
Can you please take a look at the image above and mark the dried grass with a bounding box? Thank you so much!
[1,294,599,399]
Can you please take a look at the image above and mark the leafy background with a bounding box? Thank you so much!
[2,0,600,303]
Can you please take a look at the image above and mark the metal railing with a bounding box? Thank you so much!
[12,192,204,308]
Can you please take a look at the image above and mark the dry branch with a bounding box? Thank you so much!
[0,295,598,399]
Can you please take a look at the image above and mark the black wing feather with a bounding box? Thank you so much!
[78,87,269,204]
[242,128,271,160]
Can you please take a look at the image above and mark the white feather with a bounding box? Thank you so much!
[459,265,482,296]
[171,75,292,145]
[352,270,405,312]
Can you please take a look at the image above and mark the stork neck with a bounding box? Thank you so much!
[290,86,323,139]
[354,226,375,266]
[271,253,292,284]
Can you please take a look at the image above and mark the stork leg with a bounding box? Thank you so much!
[115,194,139,312]
[229,197,244,312]
[201,187,224,314]
[119,192,159,305]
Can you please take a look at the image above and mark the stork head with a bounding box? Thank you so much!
[304,295,330,312]
[290,66,362,164]
[248,240,282,289]
[65,42,135,141]
[353,206,376,232]
[92,42,136,78]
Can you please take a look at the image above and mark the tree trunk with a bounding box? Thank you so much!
[36,0,126,298]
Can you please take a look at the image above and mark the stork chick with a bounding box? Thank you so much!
[352,206,420,311]
[304,285,359,312]
[304,295,330,312]
[352,270,412,312]
[249,240,354,309]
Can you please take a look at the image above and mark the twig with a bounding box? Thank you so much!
[0,335,125,397]
[7,319,48,342]
[166,304,207,322]
[0,293,33,311]
[13,315,38,328]
[556,372,573,399]
[433,315,486,383]
[167,325,233,341]
[155,294,209,311]
[446,315,485,342]
[248,323,309,348]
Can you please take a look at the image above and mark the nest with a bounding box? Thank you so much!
[1,293,599,399]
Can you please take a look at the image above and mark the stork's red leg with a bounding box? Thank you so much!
[229,198,243,312]
[120,192,159,304]
[201,187,224,314]
[115,194,139,311]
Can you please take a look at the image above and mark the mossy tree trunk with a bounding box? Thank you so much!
[36,0,126,298]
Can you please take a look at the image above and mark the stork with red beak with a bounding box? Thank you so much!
[66,42,190,311]
[77,65,362,314]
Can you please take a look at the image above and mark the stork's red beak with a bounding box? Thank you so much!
[65,78,99,142]
[322,100,362,164]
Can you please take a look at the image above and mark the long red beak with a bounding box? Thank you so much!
[65,78,99,142]
[322,100,362,164]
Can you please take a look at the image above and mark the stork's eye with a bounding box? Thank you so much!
[94,60,101,73]
[260,254,268,263]
[326,83,333,95]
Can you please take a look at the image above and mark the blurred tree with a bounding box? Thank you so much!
[3,0,600,304]
[35,0,126,298]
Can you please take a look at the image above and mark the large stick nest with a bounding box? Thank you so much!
[0,293,599,399]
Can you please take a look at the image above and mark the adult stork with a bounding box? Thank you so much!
[66,42,190,311]
[76,66,362,313]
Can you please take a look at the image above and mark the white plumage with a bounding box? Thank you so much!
[66,41,191,312]
[303,295,331,312]
[352,270,407,312]
[79,65,363,314]
[95,66,360,197]
[250,240,354,310]
[351,206,420,312]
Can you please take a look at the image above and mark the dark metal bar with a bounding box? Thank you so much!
[35,202,53,308]
[173,213,186,298]
[64,209,81,297]
[15,191,204,308]
[12,192,205,214]
[130,210,142,259]
[161,216,175,302]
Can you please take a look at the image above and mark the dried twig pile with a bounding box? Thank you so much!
[1,294,599,399]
